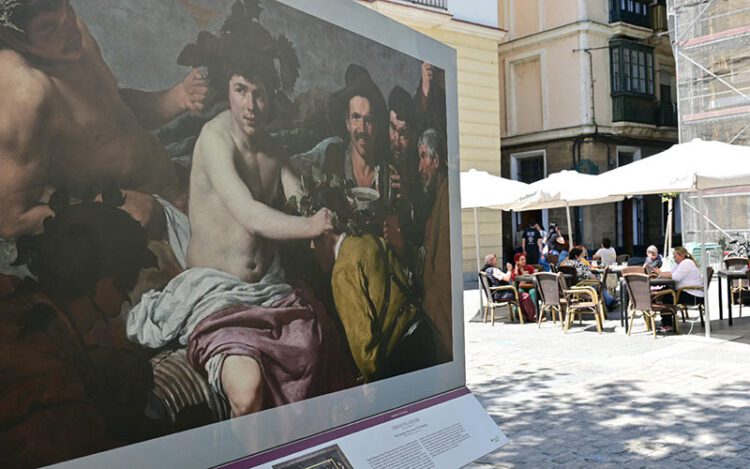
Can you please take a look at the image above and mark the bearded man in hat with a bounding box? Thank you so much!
[0,0,208,242]
[291,64,390,192]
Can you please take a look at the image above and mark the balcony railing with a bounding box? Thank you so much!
[613,96,679,127]
[613,95,656,124]
[609,0,651,29]
[407,0,448,10]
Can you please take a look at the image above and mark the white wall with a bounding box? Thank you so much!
[448,0,499,28]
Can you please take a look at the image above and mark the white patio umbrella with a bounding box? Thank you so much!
[496,170,625,246]
[460,169,533,311]
[599,138,750,338]
[599,139,750,195]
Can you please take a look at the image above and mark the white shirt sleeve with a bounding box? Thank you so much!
[490,267,504,282]
[671,259,690,283]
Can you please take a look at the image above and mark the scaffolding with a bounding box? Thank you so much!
[668,0,750,145]
[668,0,750,257]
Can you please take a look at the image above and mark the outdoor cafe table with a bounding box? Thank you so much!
[716,269,748,327]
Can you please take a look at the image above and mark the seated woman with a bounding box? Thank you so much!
[653,246,703,332]
[511,253,538,308]
[556,235,570,266]
[561,247,618,310]
[482,253,536,322]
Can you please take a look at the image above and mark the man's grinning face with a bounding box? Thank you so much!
[346,96,375,161]
[23,0,84,62]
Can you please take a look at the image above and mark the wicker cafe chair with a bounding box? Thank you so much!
[534,272,566,328]
[623,273,679,338]
[724,257,749,316]
[674,266,714,328]
[479,271,523,325]
[546,254,559,272]
[621,266,646,275]
[558,265,578,287]
[580,266,611,312]
[561,284,605,334]
[616,254,631,265]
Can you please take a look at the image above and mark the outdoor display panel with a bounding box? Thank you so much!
[0,1,466,468]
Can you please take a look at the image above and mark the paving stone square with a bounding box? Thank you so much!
[463,288,750,468]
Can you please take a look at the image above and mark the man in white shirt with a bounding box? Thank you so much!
[593,238,617,267]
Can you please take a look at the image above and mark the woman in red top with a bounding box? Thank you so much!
[511,253,538,320]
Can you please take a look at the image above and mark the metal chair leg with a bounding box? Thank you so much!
[627,309,635,336]
[595,306,603,334]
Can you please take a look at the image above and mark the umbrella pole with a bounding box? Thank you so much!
[566,202,573,247]
[699,190,711,338]
[664,198,673,256]
[474,208,483,313]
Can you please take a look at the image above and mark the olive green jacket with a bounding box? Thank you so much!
[331,235,417,382]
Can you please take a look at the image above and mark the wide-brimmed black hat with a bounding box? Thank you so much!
[328,64,388,146]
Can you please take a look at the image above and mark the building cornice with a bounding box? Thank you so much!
[610,122,679,141]
[499,20,663,54]
[502,124,677,147]
[499,21,611,54]
[609,21,653,39]
[441,17,507,41]
[357,0,506,42]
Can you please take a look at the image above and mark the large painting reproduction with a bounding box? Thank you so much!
[0,0,461,467]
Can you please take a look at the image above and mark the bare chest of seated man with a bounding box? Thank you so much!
[26,21,180,199]
[188,112,283,283]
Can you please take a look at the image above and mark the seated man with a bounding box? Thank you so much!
[0,192,159,468]
[592,238,617,267]
[482,253,536,322]
[306,186,448,382]
[128,17,353,417]
[0,0,209,280]
[0,0,208,239]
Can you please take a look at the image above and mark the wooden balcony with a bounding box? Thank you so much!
[609,0,651,29]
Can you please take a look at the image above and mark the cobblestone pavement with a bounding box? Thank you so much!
[462,289,750,468]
